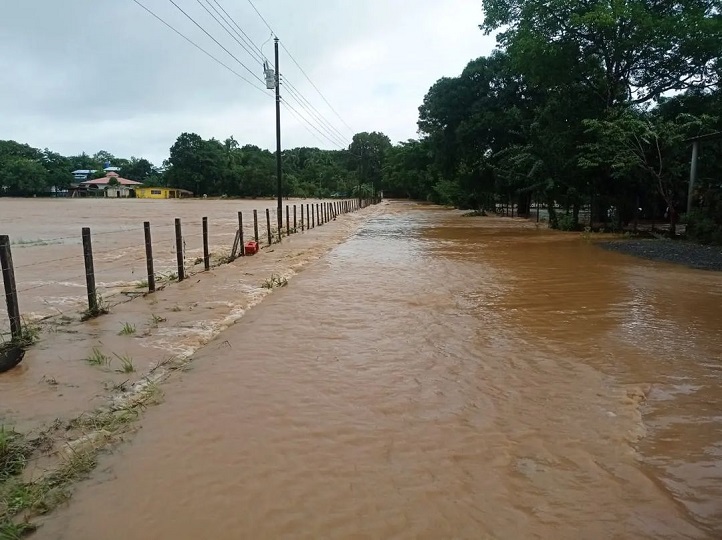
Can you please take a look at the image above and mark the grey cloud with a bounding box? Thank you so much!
[0,0,495,164]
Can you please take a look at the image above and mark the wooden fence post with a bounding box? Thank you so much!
[307,204,310,229]
[202,217,210,271]
[82,227,99,313]
[312,204,315,228]
[143,222,156,293]
[253,210,259,244]
[300,204,305,231]
[286,205,290,236]
[293,205,297,231]
[0,235,21,340]
[238,211,245,256]
[175,218,185,282]
[266,208,272,245]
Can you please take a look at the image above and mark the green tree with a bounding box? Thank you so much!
[348,132,392,195]
[480,0,722,108]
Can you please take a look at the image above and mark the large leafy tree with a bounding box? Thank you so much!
[348,132,392,193]
[481,0,722,107]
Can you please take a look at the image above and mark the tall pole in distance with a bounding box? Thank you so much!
[274,37,283,234]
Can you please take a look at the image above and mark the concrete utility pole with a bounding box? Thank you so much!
[274,37,283,233]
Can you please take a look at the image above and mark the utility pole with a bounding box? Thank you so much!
[274,37,283,233]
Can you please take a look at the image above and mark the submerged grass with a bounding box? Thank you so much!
[118,322,136,336]
[113,353,135,374]
[85,347,110,367]
[80,294,109,321]
[1,380,164,535]
[261,274,288,289]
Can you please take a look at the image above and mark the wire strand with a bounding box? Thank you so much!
[165,0,267,87]
[195,0,265,66]
[281,98,345,150]
[282,77,349,147]
[211,0,267,61]
[244,0,355,135]
[131,0,269,94]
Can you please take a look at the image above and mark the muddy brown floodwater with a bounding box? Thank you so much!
[35,202,722,539]
[0,197,330,331]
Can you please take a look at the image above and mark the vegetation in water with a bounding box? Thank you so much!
[118,322,136,336]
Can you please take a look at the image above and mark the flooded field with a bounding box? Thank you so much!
[0,197,331,333]
[30,201,722,539]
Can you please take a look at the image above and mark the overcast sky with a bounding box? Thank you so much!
[0,1,496,165]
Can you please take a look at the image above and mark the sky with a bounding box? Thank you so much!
[0,0,496,165]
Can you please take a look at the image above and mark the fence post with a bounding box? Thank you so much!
[286,205,290,236]
[82,227,99,314]
[293,205,297,231]
[0,235,21,340]
[143,222,156,293]
[253,210,259,244]
[312,204,316,228]
[238,211,245,256]
[202,217,210,271]
[266,208,272,245]
[300,204,305,231]
[307,204,311,229]
[175,218,185,282]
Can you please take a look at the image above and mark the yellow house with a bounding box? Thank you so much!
[136,187,193,199]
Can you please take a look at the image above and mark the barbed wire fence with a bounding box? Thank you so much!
[1,199,373,342]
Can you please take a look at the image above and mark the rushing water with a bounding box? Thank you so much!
[0,197,329,333]
[36,202,722,539]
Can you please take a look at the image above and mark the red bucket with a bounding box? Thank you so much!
[244,241,259,255]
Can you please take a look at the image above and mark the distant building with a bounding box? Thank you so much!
[80,171,142,198]
[71,166,122,181]
[136,187,193,199]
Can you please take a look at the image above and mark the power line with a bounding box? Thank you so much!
[196,0,265,66]
[281,100,330,148]
[280,98,346,150]
[166,0,266,86]
[131,0,268,94]
[211,0,268,61]
[280,41,355,135]
[282,81,348,148]
[245,0,275,34]
[282,76,350,146]
[244,0,355,135]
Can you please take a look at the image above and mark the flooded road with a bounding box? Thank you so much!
[37,202,722,539]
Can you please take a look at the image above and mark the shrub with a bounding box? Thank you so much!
[686,210,722,245]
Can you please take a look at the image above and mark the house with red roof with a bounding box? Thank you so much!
[80,171,142,198]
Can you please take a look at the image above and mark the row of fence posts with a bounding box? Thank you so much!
[1,199,377,338]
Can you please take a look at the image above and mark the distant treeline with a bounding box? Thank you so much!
[0,131,393,201]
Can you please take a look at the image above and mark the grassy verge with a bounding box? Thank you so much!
[0,375,168,537]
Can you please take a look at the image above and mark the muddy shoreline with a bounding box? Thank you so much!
[600,239,722,271]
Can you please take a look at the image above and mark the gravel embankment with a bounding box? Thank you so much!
[600,239,722,271]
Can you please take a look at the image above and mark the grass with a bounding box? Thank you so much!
[0,322,40,350]
[1,373,166,535]
[135,279,148,289]
[261,274,288,289]
[118,322,136,336]
[85,347,110,367]
[80,294,109,321]
[113,353,135,374]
